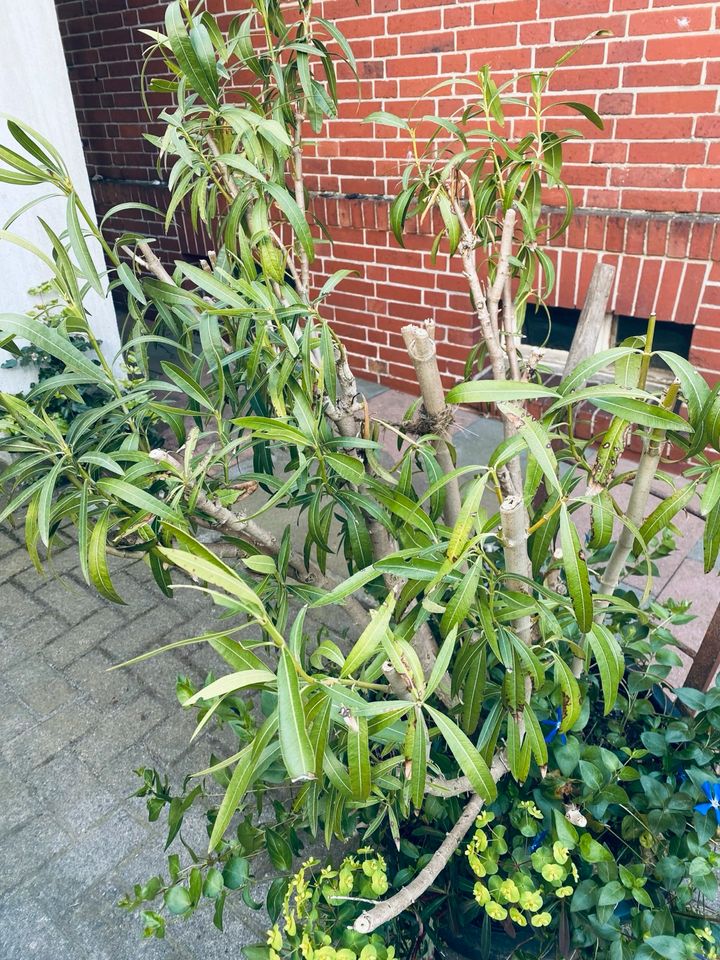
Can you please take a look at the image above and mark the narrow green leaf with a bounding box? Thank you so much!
[347,714,371,801]
[97,478,179,522]
[586,623,624,715]
[324,452,365,485]
[66,194,103,295]
[703,500,720,574]
[37,458,64,547]
[208,712,278,850]
[184,668,276,706]
[425,705,497,802]
[410,707,427,809]
[88,508,125,603]
[165,1,219,107]
[342,593,395,678]
[277,649,315,782]
[161,361,215,411]
[634,482,697,555]
[264,181,314,263]
[158,546,266,618]
[439,563,480,636]
[559,504,592,632]
[425,625,457,699]
[0,313,109,386]
[446,380,558,405]
[591,396,691,433]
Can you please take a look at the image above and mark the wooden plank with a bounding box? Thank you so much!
[563,262,616,376]
[685,600,720,691]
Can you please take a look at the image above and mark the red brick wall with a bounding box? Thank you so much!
[55,0,720,388]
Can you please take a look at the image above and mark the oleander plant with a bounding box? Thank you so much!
[1,2,719,958]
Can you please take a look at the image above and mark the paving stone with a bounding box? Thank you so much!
[43,608,125,669]
[43,811,147,895]
[356,376,388,400]
[99,605,188,664]
[0,613,67,668]
[0,544,35,583]
[0,887,77,960]
[50,874,193,960]
[0,767,41,838]
[4,654,79,718]
[25,574,106,625]
[1,580,49,632]
[2,700,99,771]
[0,682,36,745]
[0,816,73,894]
[65,645,154,707]
[76,693,169,774]
[0,528,21,555]
[31,753,117,835]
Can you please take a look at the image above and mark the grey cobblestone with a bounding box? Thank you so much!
[44,607,124,669]
[4,653,79,717]
[0,612,68,668]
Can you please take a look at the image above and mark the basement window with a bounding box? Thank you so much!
[615,315,692,367]
[520,305,688,384]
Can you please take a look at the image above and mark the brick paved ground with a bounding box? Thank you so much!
[0,380,716,959]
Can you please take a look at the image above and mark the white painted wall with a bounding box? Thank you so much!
[0,0,121,392]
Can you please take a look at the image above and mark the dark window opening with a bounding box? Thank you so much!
[522,303,581,352]
[522,305,692,371]
[615,315,692,367]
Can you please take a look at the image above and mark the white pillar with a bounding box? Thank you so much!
[0,0,121,392]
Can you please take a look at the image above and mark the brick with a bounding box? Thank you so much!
[623,61,703,87]
[677,262,708,323]
[636,90,718,115]
[635,259,663,318]
[599,92,633,115]
[615,256,641,316]
[646,33,720,60]
[628,6,712,36]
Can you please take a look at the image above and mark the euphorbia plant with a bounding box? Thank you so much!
[1,1,719,956]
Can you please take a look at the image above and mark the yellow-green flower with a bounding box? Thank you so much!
[316,948,337,960]
[300,933,314,960]
[509,907,527,927]
[519,889,543,912]
[556,886,573,898]
[370,871,388,896]
[531,912,553,928]
[338,867,354,895]
[570,862,579,882]
[335,951,355,960]
[518,801,543,820]
[695,927,715,944]
[553,842,569,865]
[499,879,520,903]
[268,926,283,951]
[474,882,491,906]
[541,863,564,884]
[485,901,508,921]
[359,945,377,960]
